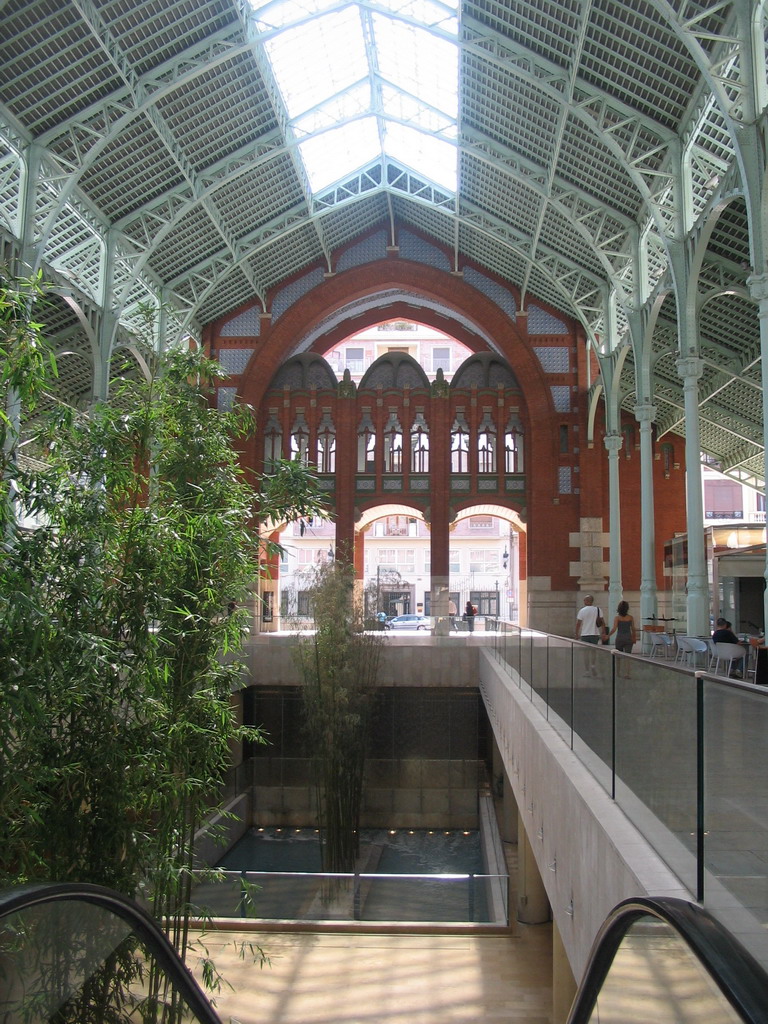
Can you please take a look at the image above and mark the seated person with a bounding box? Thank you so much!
[712,617,744,676]
[712,617,739,644]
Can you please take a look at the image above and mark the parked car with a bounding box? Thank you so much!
[386,614,430,630]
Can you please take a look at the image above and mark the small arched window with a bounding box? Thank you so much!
[290,411,310,465]
[451,410,470,473]
[505,414,524,473]
[357,409,376,472]
[316,410,336,473]
[477,409,496,473]
[383,410,403,473]
[410,411,429,473]
[264,410,282,467]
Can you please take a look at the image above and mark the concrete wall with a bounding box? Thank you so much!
[478,649,688,981]
[244,632,480,688]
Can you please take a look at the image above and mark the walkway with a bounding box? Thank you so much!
[193,923,553,1024]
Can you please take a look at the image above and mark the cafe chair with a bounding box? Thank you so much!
[674,636,692,663]
[649,632,674,658]
[711,641,747,677]
[687,638,709,668]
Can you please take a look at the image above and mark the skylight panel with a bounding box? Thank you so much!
[373,12,457,116]
[294,82,370,137]
[299,118,381,192]
[254,0,341,33]
[375,0,459,33]
[250,0,459,196]
[387,124,456,192]
[263,7,367,119]
[380,83,455,134]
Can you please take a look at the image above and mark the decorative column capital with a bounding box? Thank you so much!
[676,356,704,382]
[747,271,768,303]
[633,402,656,424]
[603,432,623,453]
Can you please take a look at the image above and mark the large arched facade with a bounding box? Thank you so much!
[211,249,687,635]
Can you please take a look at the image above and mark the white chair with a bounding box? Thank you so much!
[687,638,708,668]
[674,636,692,664]
[707,638,720,671]
[649,632,674,658]
[711,642,746,677]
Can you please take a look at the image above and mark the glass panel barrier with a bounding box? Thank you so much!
[703,680,768,932]
[546,635,574,742]
[530,632,549,713]
[572,642,614,788]
[614,660,699,895]
[191,871,508,925]
[519,630,534,699]
[490,623,768,965]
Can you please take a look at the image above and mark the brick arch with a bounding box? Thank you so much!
[238,260,556,426]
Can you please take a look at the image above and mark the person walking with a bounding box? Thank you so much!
[608,601,636,654]
[464,601,476,632]
[575,595,602,644]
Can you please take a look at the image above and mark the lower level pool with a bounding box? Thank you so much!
[216,826,483,875]
[194,826,505,924]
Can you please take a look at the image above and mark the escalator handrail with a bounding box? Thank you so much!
[0,882,223,1024]
[567,896,768,1024]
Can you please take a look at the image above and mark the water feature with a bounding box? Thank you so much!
[193,825,507,924]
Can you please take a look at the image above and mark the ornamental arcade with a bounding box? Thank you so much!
[206,241,687,638]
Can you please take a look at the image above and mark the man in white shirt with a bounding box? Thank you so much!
[576,595,602,644]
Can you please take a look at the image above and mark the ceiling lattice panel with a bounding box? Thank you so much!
[0,0,764,488]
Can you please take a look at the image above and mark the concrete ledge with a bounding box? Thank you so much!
[478,649,688,980]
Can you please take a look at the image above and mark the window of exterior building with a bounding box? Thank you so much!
[449,549,461,573]
[704,479,744,519]
[346,347,365,372]
[297,591,312,617]
[298,548,324,565]
[469,549,500,572]
[471,590,499,616]
[432,347,450,372]
[376,548,415,574]
[469,516,493,529]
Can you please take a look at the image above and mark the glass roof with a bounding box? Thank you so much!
[251,0,459,193]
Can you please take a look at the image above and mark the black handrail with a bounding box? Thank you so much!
[0,882,222,1024]
[567,896,768,1024]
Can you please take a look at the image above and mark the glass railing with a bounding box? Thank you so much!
[488,625,768,941]
[192,870,508,925]
[0,883,222,1023]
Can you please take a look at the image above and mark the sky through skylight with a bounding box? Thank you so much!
[250,0,459,194]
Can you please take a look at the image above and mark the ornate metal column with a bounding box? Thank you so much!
[748,272,768,633]
[604,431,624,618]
[634,402,658,631]
[676,357,709,635]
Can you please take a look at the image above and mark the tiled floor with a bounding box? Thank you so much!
[191,923,553,1024]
